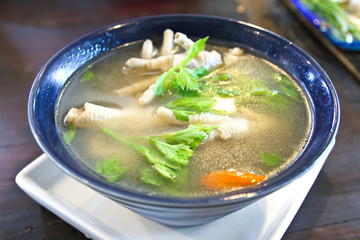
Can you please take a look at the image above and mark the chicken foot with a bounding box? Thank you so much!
[155,107,250,140]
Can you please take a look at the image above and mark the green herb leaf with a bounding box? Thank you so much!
[141,167,165,186]
[165,97,217,113]
[217,88,230,97]
[215,73,232,81]
[180,37,209,67]
[141,167,190,197]
[280,85,301,102]
[63,124,76,144]
[172,109,191,122]
[273,74,293,87]
[154,71,173,96]
[274,74,301,102]
[260,152,283,167]
[263,93,288,111]
[160,124,217,149]
[80,69,94,83]
[154,37,209,96]
[102,124,215,183]
[151,139,193,166]
[248,81,289,111]
[177,68,199,91]
[249,88,275,96]
[187,67,210,79]
[96,156,129,182]
[135,144,181,170]
[102,128,179,180]
[301,0,360,41]
[153,163,177,180]
[216,88,239,97]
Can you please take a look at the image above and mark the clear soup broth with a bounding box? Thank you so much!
[57,38,312,198]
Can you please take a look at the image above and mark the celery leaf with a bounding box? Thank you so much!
[80,69,94,83]
[261,152,283,167]
[151,139,193,166]
[274,74,301,102]
[96,156,129,182]
[141,167,164,186]
[63,124,76,144]
[180,37,208,67]
[154,37,209,96]
[159,124,217,149]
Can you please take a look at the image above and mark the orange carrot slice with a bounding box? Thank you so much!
[200,169,266,190]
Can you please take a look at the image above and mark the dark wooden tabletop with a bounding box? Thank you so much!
[1,0,359,239]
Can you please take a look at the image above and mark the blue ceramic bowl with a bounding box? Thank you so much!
[28,14,340,227]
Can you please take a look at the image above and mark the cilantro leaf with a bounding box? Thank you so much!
[96,156,129,182]
[260,152,283,167]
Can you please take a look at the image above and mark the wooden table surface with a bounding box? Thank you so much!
[1,0,359,239]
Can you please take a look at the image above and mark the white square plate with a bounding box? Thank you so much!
[16,139,334,240]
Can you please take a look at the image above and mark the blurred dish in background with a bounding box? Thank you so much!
[291,0,360,50]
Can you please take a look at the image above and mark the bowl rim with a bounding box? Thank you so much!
[28,13,340,207]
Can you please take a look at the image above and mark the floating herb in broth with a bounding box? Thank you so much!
[57,32,312,197]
